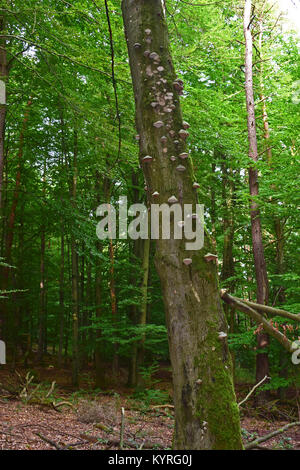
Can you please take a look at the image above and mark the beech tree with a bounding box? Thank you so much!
[121,0,243,450]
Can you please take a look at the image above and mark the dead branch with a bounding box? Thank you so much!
[220,291,294,352]
[52,400,75,411]
[238,375,269,407]
[245,422,300,450]
[35,432,64,450]
[226,294,300,323]
[151,404,174,409]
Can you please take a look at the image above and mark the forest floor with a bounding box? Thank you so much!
[0,361,299,450]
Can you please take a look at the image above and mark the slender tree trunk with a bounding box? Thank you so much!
[109,237,119,374]
[127,171,142,387]
[71,127,79,387]
[220,160,236,376]
[58,107,66,366]
[37,161,46,362]
[0,15,7,210]
[94,170,106,389]
[136,233,151,386]
[58,229,65,367]
[122,0,243,449]
[210,162,217,251]
[244,0,270,401]
[37,220,46,362]
[258,11,287,399]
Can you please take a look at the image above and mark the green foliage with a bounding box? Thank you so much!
[0,0,299,397]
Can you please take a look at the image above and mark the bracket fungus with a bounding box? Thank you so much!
[176,165,186,172]
[134,42,141,49]
[142,155,153,163]
[168,195,178,204]
[218,332,227,340]
[152,191,159,197]
[183,258,192,266]
[149,52,160,62]
[204,253,218,263]
[173,80,184,93]
[160,135,168,144]
[179,129,189,140]
[170,156,176,161]
[182,121,190,129]
[145,28,151,35]
[179,152,189,160]
[193,182,200,189]
[153,120,164,128]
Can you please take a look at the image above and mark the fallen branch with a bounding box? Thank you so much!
[228,294,300,323]
[105,438,166,450]
[245,422,300,450]
[220,291,294,352]
[35,432,64,450]
[52,400,75,411]
[238,375,269,407]
[151,404,174,409]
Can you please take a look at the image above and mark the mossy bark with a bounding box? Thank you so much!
[122,0,243,450]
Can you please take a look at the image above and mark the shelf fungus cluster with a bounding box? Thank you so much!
[183,258,192,266]
[139,30,196,208]
[173,78,184,95]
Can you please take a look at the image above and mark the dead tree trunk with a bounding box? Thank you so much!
[243,0,270,400]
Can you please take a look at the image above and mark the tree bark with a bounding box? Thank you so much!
[71,127,79,387]
[220,158,236,375]
[0,15,7,210]
[122,0,243,449]
[243,0,270,399]
[37,163,46,363]
[94,170,106,389]
[136,231,151,386]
